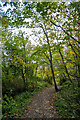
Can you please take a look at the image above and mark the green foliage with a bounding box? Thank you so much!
[2,81,52,119]
[2,92,33,118]
[53,80,80,118]
[1,1,80,118]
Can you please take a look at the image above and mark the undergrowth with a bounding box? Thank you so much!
[2,81,52,119]
[53,80,80,118]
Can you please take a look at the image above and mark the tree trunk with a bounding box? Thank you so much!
[21,67,26,89]
[35,64,38,76]
[50,60,58,91]
[59,49,72,83]
[41,24,58,91]
[23,40,28,83]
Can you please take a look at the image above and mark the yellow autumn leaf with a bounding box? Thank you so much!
[70,51,75,55]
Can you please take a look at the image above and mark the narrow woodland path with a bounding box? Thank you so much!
[22,87,58,118]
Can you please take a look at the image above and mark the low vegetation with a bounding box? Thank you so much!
[53,80,80,118]
[2,80,52,119]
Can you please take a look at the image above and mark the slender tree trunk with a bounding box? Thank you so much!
[21,66,26,89]
[35,64,38,76]
[50,60,58,91]
[41,25,58,91]
[49,50,58,91]
[59,49,72,83]
[23,40,28,83]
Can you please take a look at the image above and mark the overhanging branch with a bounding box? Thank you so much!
[50,20,80,44]
[44,52,51,62]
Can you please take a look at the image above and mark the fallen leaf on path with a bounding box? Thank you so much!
[34,104,37,106]
[35,109,39,112]
[48,106,53,109]
[51,106,53,108]
[53,96,55,98]
[25,110,27,112]
[27,106,31,110]
[51,103,53,105]
[46,101,49,103]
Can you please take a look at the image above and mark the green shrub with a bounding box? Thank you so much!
[53,80,80,118]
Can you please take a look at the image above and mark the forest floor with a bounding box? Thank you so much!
[21,86,58,118]
[3,81,79,119]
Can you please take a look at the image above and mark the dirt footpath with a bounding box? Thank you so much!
[22,87,58,118]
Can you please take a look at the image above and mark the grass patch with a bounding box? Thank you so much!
[53,80,80,118]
